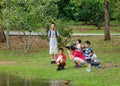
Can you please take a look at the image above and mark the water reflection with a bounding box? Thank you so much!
[0,74,71,86]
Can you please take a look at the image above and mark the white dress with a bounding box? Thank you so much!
[48,30,59,54]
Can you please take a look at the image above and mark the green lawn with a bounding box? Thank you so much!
[65,20,120,34]
[73,30,120,34]
[72,26,120,34]
[0,36,120,86]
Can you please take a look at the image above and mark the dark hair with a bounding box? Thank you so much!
[91,50,93,53]
[85,40,91,45]
[50,22,56,26]
[59,48,64,52]
[70,45,76,51]
[78,39,81,43]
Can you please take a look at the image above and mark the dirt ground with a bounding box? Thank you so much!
[99,62,120,71]
[0,61,17,65]
[0,36,49,50]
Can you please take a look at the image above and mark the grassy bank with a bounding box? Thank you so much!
[0,36,120,86]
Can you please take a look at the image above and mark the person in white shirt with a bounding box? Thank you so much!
[48,23,59,64]
[89,50,100,68]
[76,39,84,53]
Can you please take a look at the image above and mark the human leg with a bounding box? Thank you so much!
[94,62,100,68]
[86,59,91,72]
[59,59,66,69]
[50,54,56,64]
[49,45,57,64]
[56,58,65,71]
[73,58,81,68]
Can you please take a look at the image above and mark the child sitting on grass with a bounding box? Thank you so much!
[55,48,66,71]
[90,50,100,68]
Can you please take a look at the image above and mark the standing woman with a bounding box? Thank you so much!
[48,23,59,64]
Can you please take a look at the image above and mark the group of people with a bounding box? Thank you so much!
[48,23,100,72]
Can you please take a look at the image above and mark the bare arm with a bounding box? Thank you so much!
[48,30,50,37]
[59,35,67,40]
[66,50,74,60]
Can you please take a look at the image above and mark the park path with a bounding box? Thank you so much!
[4,31,120,36]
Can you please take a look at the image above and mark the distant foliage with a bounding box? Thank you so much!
[1,0,58,31]
[57,0,105,28]
[113,1,120,21]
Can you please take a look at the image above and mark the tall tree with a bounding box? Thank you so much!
[0,0,6,43]
[104,0,111,41]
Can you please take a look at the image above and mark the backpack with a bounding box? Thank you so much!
[48,30,58,38]
[48,30,62,43]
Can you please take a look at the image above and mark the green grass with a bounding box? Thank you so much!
[73,30,120,34]
[64,20,120,34]
[73,26,120,34]
[0,36,120,86]
[110,20,120,26]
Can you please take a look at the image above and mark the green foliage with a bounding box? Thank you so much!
[56,20,73,43]
[57,0,70,19]
[57,21,72,38]
[1,0,58,31]
[43,0,58,25]
[1,0,72,41]
[57,27,72,43]
[113,1,120,21]
[57,0,105,28]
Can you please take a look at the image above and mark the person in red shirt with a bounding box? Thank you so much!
[55,48,67,71]
[67,45,86,68]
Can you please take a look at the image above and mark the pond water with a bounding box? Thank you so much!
[0,74,71,86]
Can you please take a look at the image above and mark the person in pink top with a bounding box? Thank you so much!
[55,48,67,71]
[67,45,86,68]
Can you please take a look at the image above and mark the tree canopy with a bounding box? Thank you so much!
[1,0,58,31]
[0,0,119,31]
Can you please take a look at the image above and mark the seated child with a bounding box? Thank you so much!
[55,48,66,71]
[90,50,100,68]
[67,45,86,68]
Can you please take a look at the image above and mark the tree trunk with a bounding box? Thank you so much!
[0,29,6,42]
[23,31,32,53]
[26,31,32,53]
[95,24,101,30]
[0,4,6,42]
[6,29,10,49]
[23,32,28,53]
[104,0,111,41]
[97,25,101,30]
